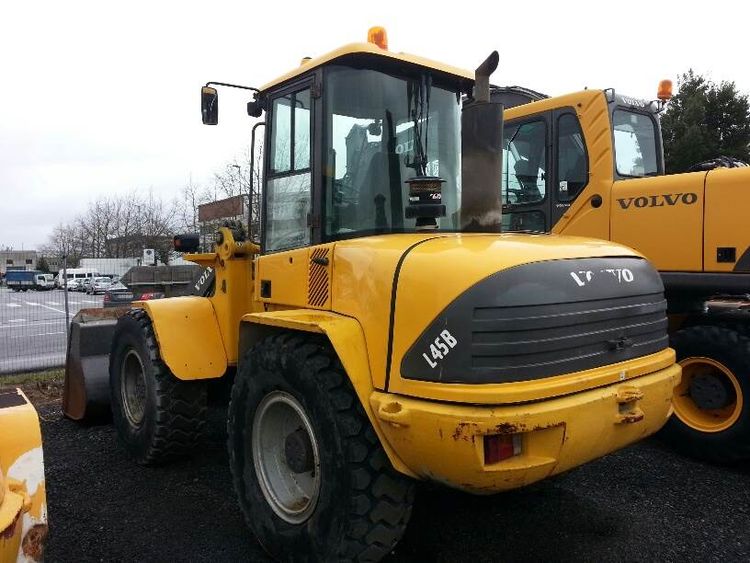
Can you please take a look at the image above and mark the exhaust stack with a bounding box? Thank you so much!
[460,51,504,232]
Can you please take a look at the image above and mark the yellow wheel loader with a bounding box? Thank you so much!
[0,389,48,562]
[64,29,680,561]
[493,82,750,463]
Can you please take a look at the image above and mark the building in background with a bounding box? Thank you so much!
[0,250,37,275]
[79,258,142,278]
[198,195,247,250]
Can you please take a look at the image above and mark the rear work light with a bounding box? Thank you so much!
[484,433,523,465]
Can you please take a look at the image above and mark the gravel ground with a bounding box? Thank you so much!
[38,401,750,562]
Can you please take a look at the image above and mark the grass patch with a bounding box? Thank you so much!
[0,369,65,387]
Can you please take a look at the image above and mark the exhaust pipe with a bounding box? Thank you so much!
[460,51,504,232]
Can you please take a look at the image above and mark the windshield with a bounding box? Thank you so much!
[323,65,462,239]
[613,109,658,177]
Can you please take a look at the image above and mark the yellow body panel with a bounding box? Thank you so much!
[137,296,228,379]
[330,234,434,390]
[143,232,260,379]
[0,389,47,562]
[370,363,680,493]
[611,173,705,271]
[259,42,474,94]
[704,167,750,272]
[255,247,316,308]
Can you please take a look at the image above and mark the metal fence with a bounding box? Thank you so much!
[0,259,203,375]
[0,259,120,375]
[1,286,71,374]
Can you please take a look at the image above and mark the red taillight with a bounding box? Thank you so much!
[483,434,522,465]
[103,293,111,303]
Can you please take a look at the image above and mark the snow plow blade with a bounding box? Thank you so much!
[63,308,129,421]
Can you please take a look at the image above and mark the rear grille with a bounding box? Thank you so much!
[400,256,670,384]
[470,293,668,380]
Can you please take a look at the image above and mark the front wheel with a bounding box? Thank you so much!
[661,325,750,462]
[109,308,207,465]
[228,333,415,562]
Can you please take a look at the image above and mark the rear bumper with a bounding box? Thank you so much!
[371,363,681,494]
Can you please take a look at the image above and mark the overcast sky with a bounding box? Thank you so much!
[2,0,748,250]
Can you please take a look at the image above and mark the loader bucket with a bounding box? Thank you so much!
[63,307,129,422]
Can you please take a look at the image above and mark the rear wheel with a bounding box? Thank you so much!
[228,333,415,562]
[662,325,750,462]
[109,308,207,465]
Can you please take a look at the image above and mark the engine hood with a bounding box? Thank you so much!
[330,232,663,397]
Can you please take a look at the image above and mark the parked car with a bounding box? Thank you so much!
[102,282,164,308]
[65,279,84,292]
[88,277,113,295]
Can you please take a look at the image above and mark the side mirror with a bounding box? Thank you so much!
[201,86,218,125]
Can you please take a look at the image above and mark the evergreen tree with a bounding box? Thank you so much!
[661,70,750,173]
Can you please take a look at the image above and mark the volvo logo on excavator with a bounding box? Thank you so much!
[616,192,698,210]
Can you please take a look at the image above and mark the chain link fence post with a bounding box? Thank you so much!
[63,254,70,353]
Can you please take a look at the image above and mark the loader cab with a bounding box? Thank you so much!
[499,88,666,235]
[257,50,472,253]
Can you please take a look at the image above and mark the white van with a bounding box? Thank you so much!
[55,268,100,289]
[35,273,55,290]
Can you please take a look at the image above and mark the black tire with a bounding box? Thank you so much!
[228,333,415,562]
[661,325,750,462]
[109,308,207,465]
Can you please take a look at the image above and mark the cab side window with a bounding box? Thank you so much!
[556,113,588,201]
[502,120,547,206]
[266,88,312,252]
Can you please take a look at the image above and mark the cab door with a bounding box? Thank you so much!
[551,109,590,226]
[255,78,334,309]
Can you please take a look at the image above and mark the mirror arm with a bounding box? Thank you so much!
[205,81,260,93]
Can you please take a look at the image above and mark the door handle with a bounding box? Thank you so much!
[590,195,603,208]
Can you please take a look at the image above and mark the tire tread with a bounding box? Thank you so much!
[227,333,414,562]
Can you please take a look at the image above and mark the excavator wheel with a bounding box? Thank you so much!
[661,325,750,462]
[109,308,207,465]
[227,332,415,562]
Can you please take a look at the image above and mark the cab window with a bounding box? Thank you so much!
[613,110,658,177]
[266,88,312,252]
[557,113,588,201]
[502,120,546,206]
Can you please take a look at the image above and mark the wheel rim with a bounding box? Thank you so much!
[120,349,147,427]
[673,356,744,433]
[252,391,321,524]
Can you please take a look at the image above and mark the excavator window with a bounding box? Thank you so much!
[613,109,658,177]
[266,88,313,252]
[556,113,588,201]
[322,65,462,239]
